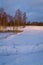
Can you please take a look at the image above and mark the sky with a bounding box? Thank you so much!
[0,0,43,22]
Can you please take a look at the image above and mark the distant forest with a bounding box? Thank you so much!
[26,22,43,26]
[0,8,43,27]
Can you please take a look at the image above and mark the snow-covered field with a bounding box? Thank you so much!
[0,26,43,65]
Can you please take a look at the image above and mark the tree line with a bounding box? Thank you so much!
[26,21,43,26]
[0,8,43,27]
[0,8,27,27]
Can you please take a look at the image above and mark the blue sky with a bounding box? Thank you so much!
[0,0,43,22]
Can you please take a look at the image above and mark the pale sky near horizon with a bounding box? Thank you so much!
[0,0,43,22]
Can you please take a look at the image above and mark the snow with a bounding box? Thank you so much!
[24,26,43,31]
[0,26,43,65]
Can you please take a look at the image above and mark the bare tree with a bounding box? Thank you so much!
[14,9,22,30]
[15,9,22,25]
[0,8,4,27]
[2,12,7,28]
[23,12,27,27]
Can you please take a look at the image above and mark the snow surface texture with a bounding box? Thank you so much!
[0,26,43,65]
